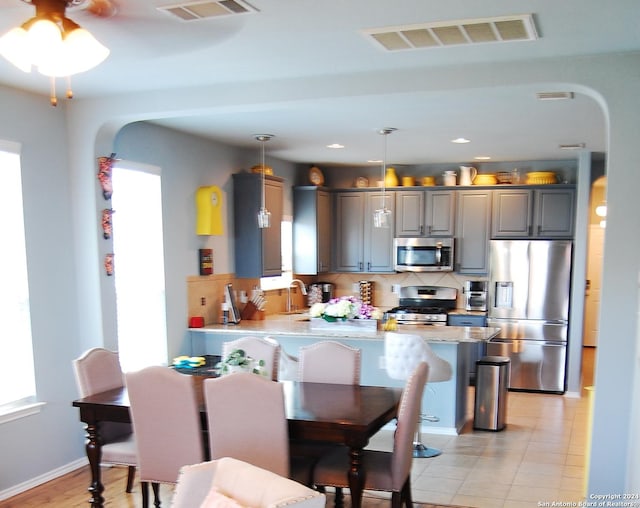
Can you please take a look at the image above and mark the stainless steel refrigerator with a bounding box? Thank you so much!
[486,240,572,393]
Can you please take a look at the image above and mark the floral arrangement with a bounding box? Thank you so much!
[216,348,266,376]
[309,296,382,322]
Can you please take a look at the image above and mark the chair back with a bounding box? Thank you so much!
[384,332,452,383]
[222,336,280,381]
[203,372,289,477]
[73,347,131,442]
[125,366,203,484]
[298,341,361,384]
[391,361,429,488]
[73,347,125,397]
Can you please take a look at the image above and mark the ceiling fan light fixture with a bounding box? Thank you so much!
[0,0,110,103]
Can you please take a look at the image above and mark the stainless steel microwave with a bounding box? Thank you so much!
[393,237,454,272]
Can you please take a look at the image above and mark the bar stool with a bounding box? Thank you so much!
[384,332,452,458]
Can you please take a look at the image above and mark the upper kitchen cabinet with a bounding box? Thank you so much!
[455,189,492,274]
[395,189,455,237]
[333,190,395,273]
[293,186,331,274]
[233,173,283,278]
[492,187,575,239]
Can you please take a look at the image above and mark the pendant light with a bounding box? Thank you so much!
[373,127,397,228]
[254,134,274,229]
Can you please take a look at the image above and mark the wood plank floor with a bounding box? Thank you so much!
[0,464,471,508]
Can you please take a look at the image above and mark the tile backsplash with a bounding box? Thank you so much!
[187,272,486,325]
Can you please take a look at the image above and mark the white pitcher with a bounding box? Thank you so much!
[459,166,477,186]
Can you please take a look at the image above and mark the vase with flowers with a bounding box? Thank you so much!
[308,296,382,332]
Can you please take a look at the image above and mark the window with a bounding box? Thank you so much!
[259,215,293,290]
[111,161,168,372]
[0,142,39,422]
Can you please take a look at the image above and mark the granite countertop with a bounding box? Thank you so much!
[189,314,500,343]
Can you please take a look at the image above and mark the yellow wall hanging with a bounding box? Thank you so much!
[195,185,224,236]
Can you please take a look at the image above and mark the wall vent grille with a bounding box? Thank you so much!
[157,0,256,21]
[363,14,538,51]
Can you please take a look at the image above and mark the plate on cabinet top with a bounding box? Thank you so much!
[309,166,324,186]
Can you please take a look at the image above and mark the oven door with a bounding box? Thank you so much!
[394,238,453,272]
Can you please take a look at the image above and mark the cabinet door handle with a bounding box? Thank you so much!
[427,225,432,235]
[359,262,363,271]
[537,225,541,235]
[528,224,533,236]
[420,224,424,235]
[367,262,371,271]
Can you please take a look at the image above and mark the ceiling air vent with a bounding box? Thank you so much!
[363,14,538,51]
[158,0,256,21]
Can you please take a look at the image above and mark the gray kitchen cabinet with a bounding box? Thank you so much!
[233,172,283,278]
[293,186,331,274]
[455,190,491,274]
[448,313,487,386]
[334,190,395,272]
[395,189,455,237]
[491,187,575,238]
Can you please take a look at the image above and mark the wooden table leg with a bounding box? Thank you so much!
[347,447,365,508]
[85,422,105,508]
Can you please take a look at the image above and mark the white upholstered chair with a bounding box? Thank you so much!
[172,457,326,508]
[265,336,300,381]
[298,340,361,384]
[125,366,204,508]
[222,336,280,381]
[384,332,453,458]
[203,371,313,485]
[313,362,429,508]
[72,347,137,494]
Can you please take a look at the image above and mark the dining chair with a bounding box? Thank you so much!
[298,340,361,384]
[172,457,326,508]
[384,332,453,458]
[265,336,299,381]
[222,336,280,381]
[125,366,204,508]
[203,371,314,486]
[72,347,137,494]
[313,361,429,508]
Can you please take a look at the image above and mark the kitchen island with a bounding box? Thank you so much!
[187,316,500,434]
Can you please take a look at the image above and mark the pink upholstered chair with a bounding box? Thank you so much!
[222,336,280,381]
[298,341,361,384]
[385,332,453,458]
[203,372,314,486]
[313,362,429,508]
[172,457,326,508]
[203,372,289,476]
[125,366,204,508]
[72,348,137,494]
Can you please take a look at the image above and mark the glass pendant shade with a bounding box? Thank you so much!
[257,207,271,229]
[373,206,392,228]
[254,134,274,229]
[373,127,397,228]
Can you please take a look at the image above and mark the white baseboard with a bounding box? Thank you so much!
[0,457,88,501]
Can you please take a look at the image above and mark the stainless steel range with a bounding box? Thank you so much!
[385,286,458,326]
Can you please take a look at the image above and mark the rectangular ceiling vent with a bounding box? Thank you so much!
[157,0,257,22]
[362,14,538,51]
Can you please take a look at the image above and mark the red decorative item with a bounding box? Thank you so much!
[104,253,114,276]
[101,208,115,239]
[97,153,116,200]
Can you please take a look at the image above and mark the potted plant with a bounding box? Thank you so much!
[217,348,266,376]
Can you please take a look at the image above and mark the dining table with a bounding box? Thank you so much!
[72,376,402,508]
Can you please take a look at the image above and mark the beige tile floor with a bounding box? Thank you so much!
[360,348,595,508]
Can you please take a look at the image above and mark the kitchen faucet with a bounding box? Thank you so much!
[287,279,307,313]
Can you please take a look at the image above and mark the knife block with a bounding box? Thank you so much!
[240,301,265,320]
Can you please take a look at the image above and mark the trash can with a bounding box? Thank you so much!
[474,355,511,431]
